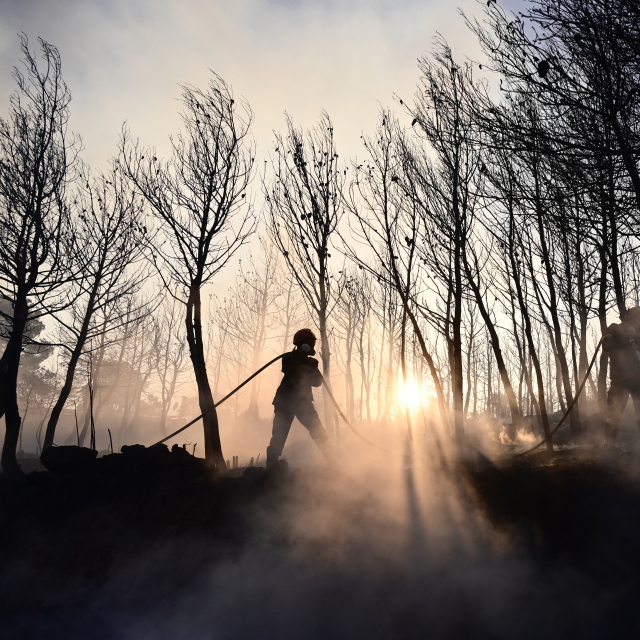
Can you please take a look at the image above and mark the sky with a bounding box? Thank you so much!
[0,0,524,170]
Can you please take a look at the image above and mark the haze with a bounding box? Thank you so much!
[1,0,519,167]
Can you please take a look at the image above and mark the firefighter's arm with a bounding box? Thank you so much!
[306,357,323,387]
[602,325,618,352]
[281,352,301,375]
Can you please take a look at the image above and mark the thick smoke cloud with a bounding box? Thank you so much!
[104,461,640,640]
[4,450,637,640]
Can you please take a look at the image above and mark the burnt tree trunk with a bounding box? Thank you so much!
[532,158,582,440]
[1,293,28,475]
[464,249,522,434]
[43,283,102,450]
[187,285,225,470]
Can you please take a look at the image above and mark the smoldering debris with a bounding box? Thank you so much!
[1,448,640,639]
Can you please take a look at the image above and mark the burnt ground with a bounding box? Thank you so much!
[1,445,640,639]
[0,447,291,640]
[466,447,640,629]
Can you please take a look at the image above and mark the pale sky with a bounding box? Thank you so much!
[0,0,524,170]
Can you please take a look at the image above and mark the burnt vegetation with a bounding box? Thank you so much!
[3,1,640,637]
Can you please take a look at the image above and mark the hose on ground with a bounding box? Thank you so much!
[515,338,603,457]
[320,374,387,451]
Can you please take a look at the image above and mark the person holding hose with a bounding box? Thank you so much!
[266,328,334,469]
[603,306,640,445]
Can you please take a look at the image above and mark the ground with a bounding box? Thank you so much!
[1,444,640,639]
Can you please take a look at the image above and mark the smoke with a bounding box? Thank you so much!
[498,425,537,447]
[106,462,612,639]
[4,441,638,640]
[156,460,636,640]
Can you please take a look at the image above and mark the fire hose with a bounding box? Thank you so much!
[154,339,603,457]
[152,353,385,450]
[153,354,286,446]
[515,337,603,457]
[320,375,387,450]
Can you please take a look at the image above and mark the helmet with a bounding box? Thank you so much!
[293,328,317,345]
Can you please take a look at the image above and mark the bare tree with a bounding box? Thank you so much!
[333,271,363,421]
[120,73,255,470]
[345,112,450,434]
[0,36,79,474]
[408,42,522,443]
[350,272,374,422]
[116,313,158,449]
[274,269,306,354]
[42,165,148,449]
[266,112,343,440]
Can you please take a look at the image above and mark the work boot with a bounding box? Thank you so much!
[266,447,280,469]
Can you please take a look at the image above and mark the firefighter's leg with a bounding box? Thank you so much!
[267,403,295,468]
[605,382,629,444]
[630,387,640,436]
[296,402,335,465]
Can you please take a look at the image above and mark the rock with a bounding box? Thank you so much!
[120,443,173,467]
[40,446,98,473]
[243,466,267,479]
[171,444,195,462]
[39,443,207,476]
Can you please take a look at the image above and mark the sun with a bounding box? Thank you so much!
[397,379,422,413]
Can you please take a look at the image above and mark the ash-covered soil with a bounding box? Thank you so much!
[2,445,640,640]
[0,448,289,639]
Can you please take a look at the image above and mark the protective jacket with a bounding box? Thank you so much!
[603,322,640,386]
[273,349,322,405]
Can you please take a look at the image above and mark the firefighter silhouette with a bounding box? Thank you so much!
[603,306,640,444]
[266,328,333,468]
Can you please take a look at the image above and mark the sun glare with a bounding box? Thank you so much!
[397,379,422,412]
